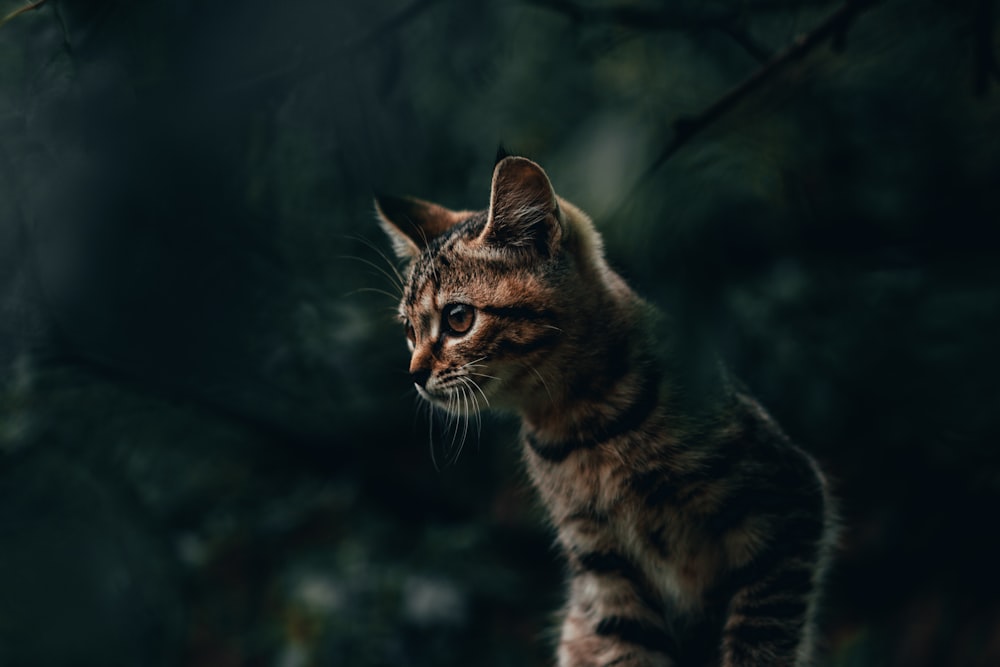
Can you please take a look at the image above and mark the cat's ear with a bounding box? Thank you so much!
[481,156,563,257]
[374,194,466,261]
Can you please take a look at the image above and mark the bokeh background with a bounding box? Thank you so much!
[1,0,999,665]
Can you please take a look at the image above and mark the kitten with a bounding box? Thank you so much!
[376,155,836,667]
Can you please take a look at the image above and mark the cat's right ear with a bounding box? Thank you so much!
[480,157,563,258]
[374,194,466,261]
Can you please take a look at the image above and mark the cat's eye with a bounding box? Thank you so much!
[405,323,416,344]
[443,304,475,335]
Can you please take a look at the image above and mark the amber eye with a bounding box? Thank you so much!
[443,304,475,335]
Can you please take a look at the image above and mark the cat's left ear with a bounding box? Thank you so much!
[374,194,468,261]
[480,157,563,257]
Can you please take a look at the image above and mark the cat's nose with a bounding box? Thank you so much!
[410,367,431,388]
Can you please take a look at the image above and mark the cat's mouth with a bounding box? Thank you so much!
[415,380,492,414]
[415,385,438,403]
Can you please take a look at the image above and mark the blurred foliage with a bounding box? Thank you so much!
[0,0,998,665]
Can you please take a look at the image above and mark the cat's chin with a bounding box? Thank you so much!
[414,385,467,411]
[416,384,500,415]
[414,385,438,403]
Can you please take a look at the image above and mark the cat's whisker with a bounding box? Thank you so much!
[407,221,443,287]
[427,401,440,472]
[464,375,492,408]
[467,371,501,382]
[431,400,452,472]
[456,385,471,463]
[460,377,485,441]
[342,286,403,303]
[337,254,405,295]
[345,233,407,288]
[457,377,474,411]
[446,391,461,462]
[524,362,555,405]
[469,386,481,450]
[383,304,408,317]
[461,357,500,388]
[443,389,460,466]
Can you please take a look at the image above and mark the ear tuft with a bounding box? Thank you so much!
[374,194,466,261]
[494,143,515,168]
[481,157,563,257]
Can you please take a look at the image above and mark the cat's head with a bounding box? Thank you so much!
[376,156,630,416]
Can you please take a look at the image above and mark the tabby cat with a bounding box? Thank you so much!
[376,155,836,667]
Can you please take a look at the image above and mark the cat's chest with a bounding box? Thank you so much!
[523,440,729,608]
[521,441,625,515]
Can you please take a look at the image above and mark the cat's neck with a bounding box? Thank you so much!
[519,290,662,445]
[518,290,733,448]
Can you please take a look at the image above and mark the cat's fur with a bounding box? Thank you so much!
[376,155,836,667]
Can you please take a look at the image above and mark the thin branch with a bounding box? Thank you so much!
[523,0,843,63]
[0,0,48,30]
[719,23,775,63]
[526,0,765,61]
[739,0,843,11]
[636,0,880,182]
[524,0,736,31]
[524,0,842,28]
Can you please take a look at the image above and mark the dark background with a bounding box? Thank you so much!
[1,0,999,665]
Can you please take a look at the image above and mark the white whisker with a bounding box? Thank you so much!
[342,286,402,303]
[427,399,440,472]
[446,391,460,461]
[467,371,501,382]
[525,362,555,405]
[346,234,406,288]
[338,254,404,296]
[463,375,492,408]
[460,376,484,441]
[456,384,470,463]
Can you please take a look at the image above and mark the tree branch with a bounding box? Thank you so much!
[525,0,767,61]
[524,0,736,31]
[524,0,843,28]
[522,0,846,63]
[718,23,775,63]
[0,0,48,31]
[638,0,880,179]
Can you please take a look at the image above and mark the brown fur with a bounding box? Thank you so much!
[377,156,836,667]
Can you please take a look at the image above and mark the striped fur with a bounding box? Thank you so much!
[377,156,837,667]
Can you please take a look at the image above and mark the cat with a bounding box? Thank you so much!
[375,154,837,667]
